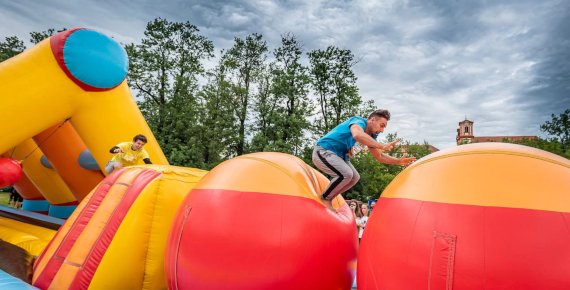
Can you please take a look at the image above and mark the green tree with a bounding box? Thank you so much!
[29,28,67,44]
[308,46,362,135]
[197,59,239,169]
[0,36,25,61]
[250,63,279,152]
[251,34,313,155]
[541,109,570,151]
[349,133,433,201]
[223,33,268,156]
[126,18,214,166]
[507,137,569,159]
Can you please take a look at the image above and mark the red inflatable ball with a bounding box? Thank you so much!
[358,143,570,290]
[166,152,357,290]
[0,158,23,187]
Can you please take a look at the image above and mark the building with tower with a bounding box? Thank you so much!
[456,118,538,145]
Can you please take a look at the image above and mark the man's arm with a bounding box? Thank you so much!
[350,125,383,149]
[350,125,400,150]
[109,146,123,154]
[369,148,416,166]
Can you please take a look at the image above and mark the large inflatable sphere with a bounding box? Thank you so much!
[358,143,570,290]
[167,152,358,290]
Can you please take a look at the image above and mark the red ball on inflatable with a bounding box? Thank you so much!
[0,158,23,187]
[166,152,357,290]
[358,143,570,290]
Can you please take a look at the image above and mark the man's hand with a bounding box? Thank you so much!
[398,153,416,166]
[114,148,124,153]
[382,138,401,151]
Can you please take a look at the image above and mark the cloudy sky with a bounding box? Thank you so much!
[1,0,569,149]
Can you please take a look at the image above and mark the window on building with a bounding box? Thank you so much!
[464,126,469,133]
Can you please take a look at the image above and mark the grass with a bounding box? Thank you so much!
[0,191,11,206]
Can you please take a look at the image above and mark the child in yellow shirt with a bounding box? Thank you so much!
[105,134,152,174]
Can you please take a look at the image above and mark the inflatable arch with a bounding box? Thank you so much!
[0,28,168,216]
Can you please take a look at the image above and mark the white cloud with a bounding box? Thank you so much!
[1,0,568,149]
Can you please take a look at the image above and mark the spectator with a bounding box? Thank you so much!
[369,199,377,212]
[357,203,371,242]
[9,187,23,209]
[348,200,362,220]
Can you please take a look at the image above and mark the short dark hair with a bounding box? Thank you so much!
[368,109,391,121]
[133,134,148,143]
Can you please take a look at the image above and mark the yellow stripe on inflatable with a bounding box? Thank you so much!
[196,153,327,197]
[89,166,207,290]
[382,143,570,212]
[48,169,142,289]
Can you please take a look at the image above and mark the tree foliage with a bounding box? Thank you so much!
[308,46,363,135]
[126,18,214,167]
[0,36,25,61]
[223,33,268,156]
[540,108,570,151]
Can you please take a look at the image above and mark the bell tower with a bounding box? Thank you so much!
[457,118,474,145]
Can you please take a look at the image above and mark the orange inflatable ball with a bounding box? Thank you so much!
[166,152,358,290]
[358,143,570,290]
[0,158,23,187]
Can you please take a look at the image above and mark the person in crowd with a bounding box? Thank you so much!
[357,203,371,242]
[348,200,362,220]
[9,187,23,209]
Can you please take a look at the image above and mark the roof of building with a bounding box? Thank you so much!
[472,136,538,142]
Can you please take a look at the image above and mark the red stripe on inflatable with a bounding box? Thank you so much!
[49,28,107,92]
[69,169,160,290]
[358,198,570,290]
[33,168,126,290]
[24,197,47,201]
[166,188,357,290]
[53,200,80,206]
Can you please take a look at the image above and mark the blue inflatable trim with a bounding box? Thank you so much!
[63,29,128,89]
[77,149,101,171]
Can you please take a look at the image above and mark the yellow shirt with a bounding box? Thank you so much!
[110,142,150,166]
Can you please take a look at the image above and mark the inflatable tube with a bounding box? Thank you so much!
[33,122,104,201]
[11,171,43,201]
[9,140,76,206]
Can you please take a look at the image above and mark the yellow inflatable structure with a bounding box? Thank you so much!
[0,28,168,216]
[32,165,207,290]
[0,216,56,257]
[0,28,194,289]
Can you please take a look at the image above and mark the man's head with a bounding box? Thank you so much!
[132,134,148,151]
[366,109,390,135]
